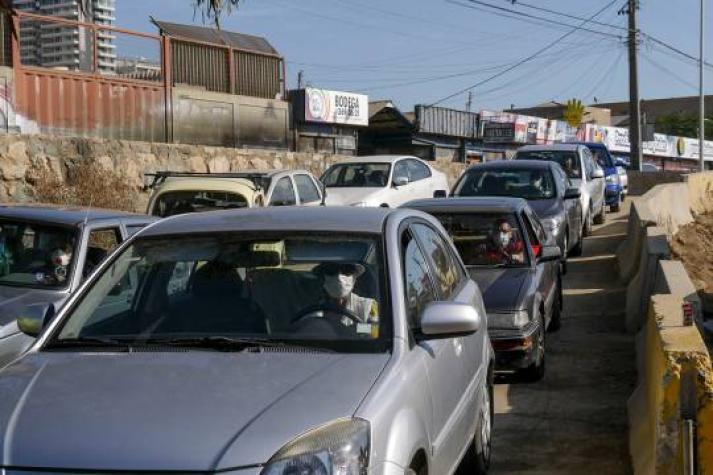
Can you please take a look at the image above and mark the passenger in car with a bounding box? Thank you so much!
[488,219,525,264]
[314,262,379,325]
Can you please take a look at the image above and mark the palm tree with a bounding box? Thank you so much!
[563,99,585,128]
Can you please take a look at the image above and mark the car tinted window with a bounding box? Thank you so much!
[408,159,431,181]
[126,224,147,237]
[516,150,582,179]
[552,166,568,195]
[154,191,249,217]
[402,230,437,328]
[270,177,297,206]
[321,163,391,188]
[526,209,547,243]
[589,146,614,168]
[411,223,462,299]
[84,228,121,280]
[393,160,410,182]
[520,212,542,258]
[452,168,556,200]
[294,174,321,204]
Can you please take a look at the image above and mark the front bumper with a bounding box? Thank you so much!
[489,321,539,370]
[605,184,622,205]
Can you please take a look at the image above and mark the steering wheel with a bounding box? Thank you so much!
[292,303,362,327]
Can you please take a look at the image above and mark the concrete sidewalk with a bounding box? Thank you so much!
[488,204,635,474]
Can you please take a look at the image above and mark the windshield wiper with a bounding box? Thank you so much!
[45,336,133,350]
[141,336,323,352]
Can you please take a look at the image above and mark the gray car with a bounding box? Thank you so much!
[0,206,494,475]
[404,197,562,381]
[450,160,584,267]
[0,205,156,367]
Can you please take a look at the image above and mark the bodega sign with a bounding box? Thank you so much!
[304,88,369,126]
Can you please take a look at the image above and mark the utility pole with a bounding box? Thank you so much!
[466,90,473,112]
[626,0,643,171]
[699,0,706,171]
[297,70,304,90]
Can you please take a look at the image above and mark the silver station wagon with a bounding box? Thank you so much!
[0,207,494,475]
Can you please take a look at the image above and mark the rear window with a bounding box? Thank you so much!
[586,146,615,168]
[515,150,581,179]
[453,168,556,200]
[152,191,249,217]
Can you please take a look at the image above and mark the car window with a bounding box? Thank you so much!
[50,233,390,354]
[590,147,614,168]
[408,160,431,181]
[515,150,582,179]
[153,191,249,217]
[525,209,547,243]
[84,228,121,280]
[294,174,321,204]
[321,163,391,188]
[0,220,78,289]
[402,229,437,328]
[434,212,529,267]
[411,223,462,299]
[126,224,148,237]
[452,168,556,200]
[393,160,410,182]
[270,177,297,206]
[552,166,568,195]
[582,149,595,179]
[520,212,542,258]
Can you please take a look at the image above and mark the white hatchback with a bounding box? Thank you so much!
[321,155,449,208]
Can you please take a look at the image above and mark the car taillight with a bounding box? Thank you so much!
[531,244,542,258]
[683,302,694,326]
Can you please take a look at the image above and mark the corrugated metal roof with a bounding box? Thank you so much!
[152,19,279,56]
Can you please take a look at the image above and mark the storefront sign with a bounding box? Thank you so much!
[304,88,368,126]
[483,122,517,143]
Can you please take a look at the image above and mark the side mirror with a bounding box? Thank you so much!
[419,301,481,339]
[564,187,581,200]
[591,168,605,179]
[17,303,55,338]
[433,189,447,199]
[393,176,409,187]
[538,245,562,263]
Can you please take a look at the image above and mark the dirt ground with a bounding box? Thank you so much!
[671,213,713,315]
[483,204,636,474]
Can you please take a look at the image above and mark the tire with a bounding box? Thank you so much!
[520,314,545,382]
[548,279,563,332]
[570,236,583,257]
[465,369,493,474]
[611,201,621,213]
[408,457,428,475]
[583,208,593,237]
[620,192,626,202]
[560,231,568,275]
[593,202,606,224]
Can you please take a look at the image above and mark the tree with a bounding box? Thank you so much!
[655,112,713,140]
[563,99,585,128]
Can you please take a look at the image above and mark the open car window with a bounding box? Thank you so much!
[432,213,529,267]
[48,233,390,354]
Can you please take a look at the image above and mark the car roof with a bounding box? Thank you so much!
[518,144,582,152]
[330,155,422,164]
[0,204,153,226]
[141,206,397,237]
[403,196,528,214]
[466,159,556,171]
[569,141,607,148]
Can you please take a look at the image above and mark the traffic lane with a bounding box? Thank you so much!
[487,205,635,474]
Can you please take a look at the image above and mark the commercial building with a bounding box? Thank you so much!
[592,95,713,127]
[13,0,116,73]
[115,56,161,81]
[508,101,612,126]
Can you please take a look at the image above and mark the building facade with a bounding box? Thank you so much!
[13,0,116,73]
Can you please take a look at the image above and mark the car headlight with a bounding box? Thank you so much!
[488,310,530,329]
[541,217,562,234]
[350,202,369,207]
[261,418,370,475]
[606,174,619,184]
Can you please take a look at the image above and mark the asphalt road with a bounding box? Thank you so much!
[487,202,636,474]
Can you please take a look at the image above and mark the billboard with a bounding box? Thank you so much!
[304,88,368,126]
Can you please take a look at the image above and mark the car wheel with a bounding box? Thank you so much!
[465,368,493,474]
[561,232,568,275]
[620,192,626,202]
[594,202,606,224]
[548,279,563,332]
[520,314,545,382]
[570,235,583,257]
[611,200,621,213]
[583,209,593,237]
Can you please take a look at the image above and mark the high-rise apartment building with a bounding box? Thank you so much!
[13,0,116,73]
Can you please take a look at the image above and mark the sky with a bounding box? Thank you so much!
[115,0,713,113]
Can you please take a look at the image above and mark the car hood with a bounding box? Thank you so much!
[324,187,387,206]
[0,351,390,471]
[0,285,66,328]
[527,198,561,220]
[467,267,530,312]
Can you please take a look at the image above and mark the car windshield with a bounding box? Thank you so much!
[453,168,556,200]
[516,150,582,179]
[587,146,615,168]
[321,163,391,188]
[0,220,78,288]
[432,213,529,267]
[48,233,390,353]
[153,191,250,217]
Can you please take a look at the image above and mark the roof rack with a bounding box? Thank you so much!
[143,171,272,191]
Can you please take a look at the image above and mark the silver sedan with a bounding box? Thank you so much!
[0,206,494,475]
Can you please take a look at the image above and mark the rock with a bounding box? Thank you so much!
[188,155,207,172]
[207,155,230,173]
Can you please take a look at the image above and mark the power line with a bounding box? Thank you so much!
[640,51,699,91]
[580,48,626,101]
[428,0,619,106]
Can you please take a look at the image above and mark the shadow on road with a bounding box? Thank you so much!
[481,208,636,475]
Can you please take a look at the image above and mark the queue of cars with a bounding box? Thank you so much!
[0,146,619,474]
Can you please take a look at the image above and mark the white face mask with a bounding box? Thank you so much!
[51,249,71,267]
[499,232,511,247]
[324,273,355,299]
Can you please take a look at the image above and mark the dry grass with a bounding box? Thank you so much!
[30,162,140,212]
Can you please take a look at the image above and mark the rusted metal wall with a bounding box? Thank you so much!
[15,69,166,142]
[171,40,229,93]
[0,11,11,67]
[416,105,479,139]
[233,51,281,99]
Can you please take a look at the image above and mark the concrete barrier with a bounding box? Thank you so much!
[617,201,656,283]
[687,171,713,216]
[654,260,703,327]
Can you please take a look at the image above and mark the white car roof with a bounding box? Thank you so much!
[333,155,425,164]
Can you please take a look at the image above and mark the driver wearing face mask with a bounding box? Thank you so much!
[38,241,73,285]
[315,262,379,325]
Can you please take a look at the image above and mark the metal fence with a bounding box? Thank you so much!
[172,39,229,93]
